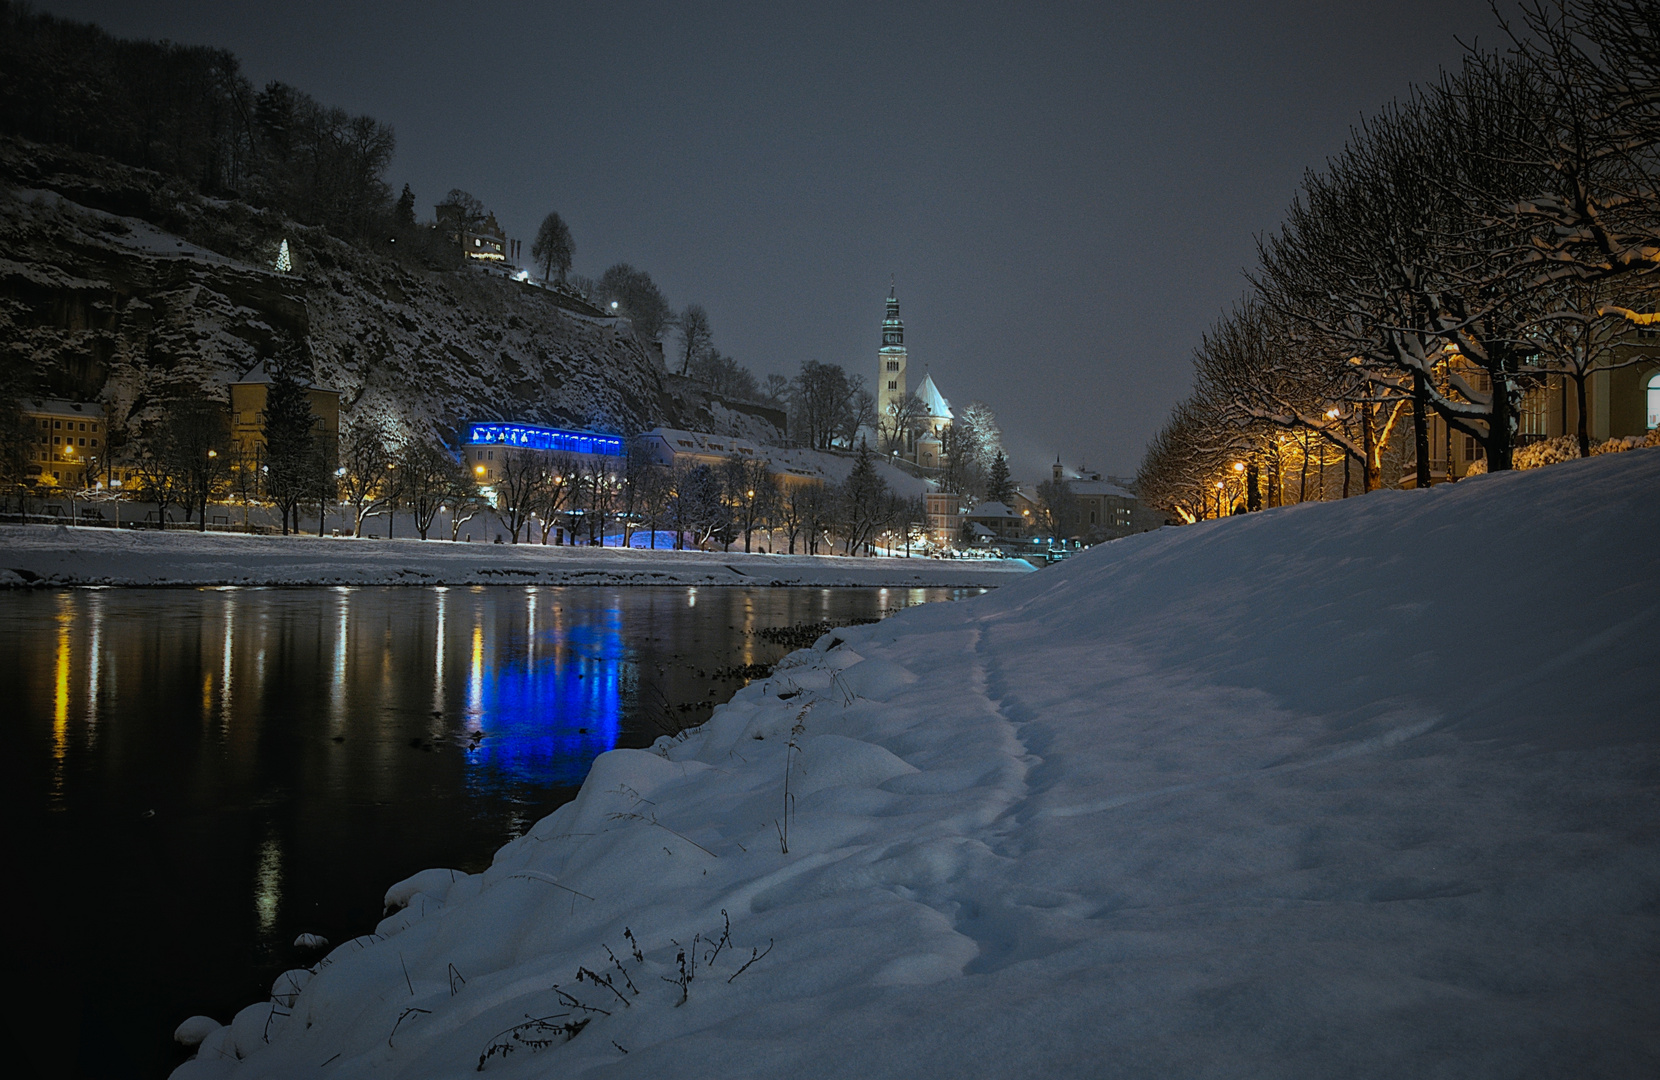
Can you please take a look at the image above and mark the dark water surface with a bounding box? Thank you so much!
[2,585,974,1078]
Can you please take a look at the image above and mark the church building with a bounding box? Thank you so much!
[875,285,952,466]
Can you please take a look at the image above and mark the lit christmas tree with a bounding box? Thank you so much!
[274,239,292,273]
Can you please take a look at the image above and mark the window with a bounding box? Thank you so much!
[54,420,61,429]
[1649,372,1659,430]
[1463,435,1484,461]
[888,381,897,390]
[1519,387,1549,436]
[887,361,900,371]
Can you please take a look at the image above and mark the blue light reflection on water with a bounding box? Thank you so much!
[460,602,627,793]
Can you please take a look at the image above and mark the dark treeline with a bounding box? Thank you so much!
[1138,0,1660,523]
[0,1,395,238]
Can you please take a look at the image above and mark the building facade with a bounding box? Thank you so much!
[228,365,341,468]
[875,285,954,463]
[20,399,108,489]
[463,422,625,484]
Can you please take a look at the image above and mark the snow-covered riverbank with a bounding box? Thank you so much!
[0,527,1035,588]
[173,448,1659,1079]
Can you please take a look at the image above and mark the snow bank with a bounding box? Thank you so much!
[172,449,1660,1078]
[0,527,1033,588]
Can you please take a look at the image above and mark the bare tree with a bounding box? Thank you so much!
[531,211,574,283]
[677,304,713,376]
[493,448,544,543]
[337,416,393,536]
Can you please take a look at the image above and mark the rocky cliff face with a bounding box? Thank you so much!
[0,137,672,449]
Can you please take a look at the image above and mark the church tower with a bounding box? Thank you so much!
[877,284,907,429]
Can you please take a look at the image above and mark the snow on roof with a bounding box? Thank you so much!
[20,398,103,419]
[232,364,335,392]
[644,427,764,458]
[916,372,952,419]
[1068,479,1136,500]
[966,500,1019,519]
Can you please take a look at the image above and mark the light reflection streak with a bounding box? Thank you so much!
[433,587,447,717]
[467,618,483,731]
[254,834,281,936]
[330,588,349,729]
[220,591,235,732]
[85,592,102,744]
[51,595,70,803]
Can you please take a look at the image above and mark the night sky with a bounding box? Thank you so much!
[41,1,1500,480]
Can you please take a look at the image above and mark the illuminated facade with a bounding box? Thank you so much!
[876,285,908,425]
[21,399,108,488]
[875,285,953,463]
[463,422,624,483]
[228,365,341,468]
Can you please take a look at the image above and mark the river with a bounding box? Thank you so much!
[2,584,976,1078]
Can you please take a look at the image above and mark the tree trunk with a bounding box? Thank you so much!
[1298,432,1309,503]
[1485,361,1517,471]
[1246,461,1261,511]
[1574,372,1590,457]
[1362,404,1379,492]
[1412,369,1432,488]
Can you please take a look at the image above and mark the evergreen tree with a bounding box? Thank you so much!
[262,363,317,535]
[393,185,416,228]
[985,451,1014,504]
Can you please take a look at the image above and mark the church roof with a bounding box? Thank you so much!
[916,372,952,420]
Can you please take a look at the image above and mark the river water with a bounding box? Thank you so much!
[2,584,975,1078]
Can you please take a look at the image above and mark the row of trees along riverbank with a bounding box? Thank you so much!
[1137,0,1660,524]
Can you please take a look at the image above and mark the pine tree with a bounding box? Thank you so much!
[262,363,316,534]
[393,185,416,228]
[986,451,1014,504]
[274,238,292,273]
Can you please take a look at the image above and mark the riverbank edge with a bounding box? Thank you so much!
[0,526,1040,589]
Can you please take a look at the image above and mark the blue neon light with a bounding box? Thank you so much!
[467,423,624,457]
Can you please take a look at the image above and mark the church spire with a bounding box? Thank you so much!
[883,283,903,346]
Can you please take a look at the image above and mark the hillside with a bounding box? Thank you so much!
[172,449,1660,1079]
[0,136,672,445]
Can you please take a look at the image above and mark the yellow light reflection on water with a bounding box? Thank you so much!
[220,592,235,732]
[467,617,483,731]
[255,835,281,935]
[52,598,70,798]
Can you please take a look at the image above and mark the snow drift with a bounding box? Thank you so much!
[172,449,1660,1079]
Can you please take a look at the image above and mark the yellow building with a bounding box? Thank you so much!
[228,365,341,466]
[20,399,113,489]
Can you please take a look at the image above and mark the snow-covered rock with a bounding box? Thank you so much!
[175,448,1660,1078]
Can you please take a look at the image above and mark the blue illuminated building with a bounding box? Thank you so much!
[465,422,624,457]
